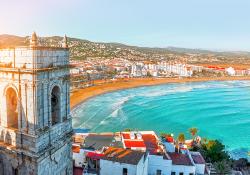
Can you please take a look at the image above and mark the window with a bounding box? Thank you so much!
[171,172,176,175]
[123,168,128,175]
[156,170,162,175]
[13,168,18,175]
[6,87,18,129]
[179,173,184,175]
[51,86,61,125]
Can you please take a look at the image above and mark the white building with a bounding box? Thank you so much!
[168,64,193,77]
[73,131,208,175]
[100,147,148,175]
[169,152,196,175]
[72,144,86,168]
[163,135,176,153]
[225,67,236,76]
[147,154,172,175]
[131,62,193,78]
[190,152,206,175]
[70,67,81,75]
[131,63,147,77]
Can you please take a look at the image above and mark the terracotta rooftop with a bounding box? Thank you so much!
[124,140,146,148]
[101,147,145,165]
[191,153,206,164]
[122,133,131,139]
[122,132,162,155]
[142,134,161,154]
[168,152,193,166]
[72,145,80,153]
[86,152,104,160]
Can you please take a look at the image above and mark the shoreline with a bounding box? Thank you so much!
[70,76,250,110]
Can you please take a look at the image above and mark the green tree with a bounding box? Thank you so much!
[178,133,185,144]
[124,128,132,132]
[214,160,231,175]
[146,71,152,77]
[189,127,198,139]
[204,140,230,163]
[201,137,208,144]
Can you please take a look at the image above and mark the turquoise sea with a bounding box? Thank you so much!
[72,80,250,160]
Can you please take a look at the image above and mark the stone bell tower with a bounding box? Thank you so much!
[0,32,73,174]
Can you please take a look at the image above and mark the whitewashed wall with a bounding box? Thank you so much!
[100,160,137,175]
[171,165,195,175]
[195,163,205,175]
[148,155,172,175]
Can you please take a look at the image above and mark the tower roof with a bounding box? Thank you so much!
[62,34,68,48]
[31,32,38,41]
[30,32,38,47]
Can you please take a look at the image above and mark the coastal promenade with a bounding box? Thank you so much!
[70,76,250,109]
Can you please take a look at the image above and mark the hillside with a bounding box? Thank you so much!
[1,34,250,64]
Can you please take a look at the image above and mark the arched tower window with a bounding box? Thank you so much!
[51,86,61,125]
[6,87,18,129]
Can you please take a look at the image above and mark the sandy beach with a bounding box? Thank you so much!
[70,76,250,109]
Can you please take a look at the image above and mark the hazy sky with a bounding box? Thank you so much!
[0,0,250,51]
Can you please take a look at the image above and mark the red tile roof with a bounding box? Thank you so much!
[142,134,159,154]
[165,136,174,143]
[168,152,193,166]
[72,145,80,153]
[124,140,146,148]
[122,133,131,139]
[101,147,145,165]
[122,132,162,154]
[86,152,104,160]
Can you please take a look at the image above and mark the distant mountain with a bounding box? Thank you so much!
[1,34,250,63]
[167,46,250,56]
[166,47,216,54]
[0,34,29,47]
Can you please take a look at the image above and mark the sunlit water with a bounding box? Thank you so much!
[72,80,250,160]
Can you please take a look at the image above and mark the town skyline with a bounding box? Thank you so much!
[1,0,250,51]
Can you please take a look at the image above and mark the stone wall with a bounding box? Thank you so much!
[37,141,73,175]
[0,149,36,175]
[0,140,72,175]
[0,47,69,69]
[0,46,73,175]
